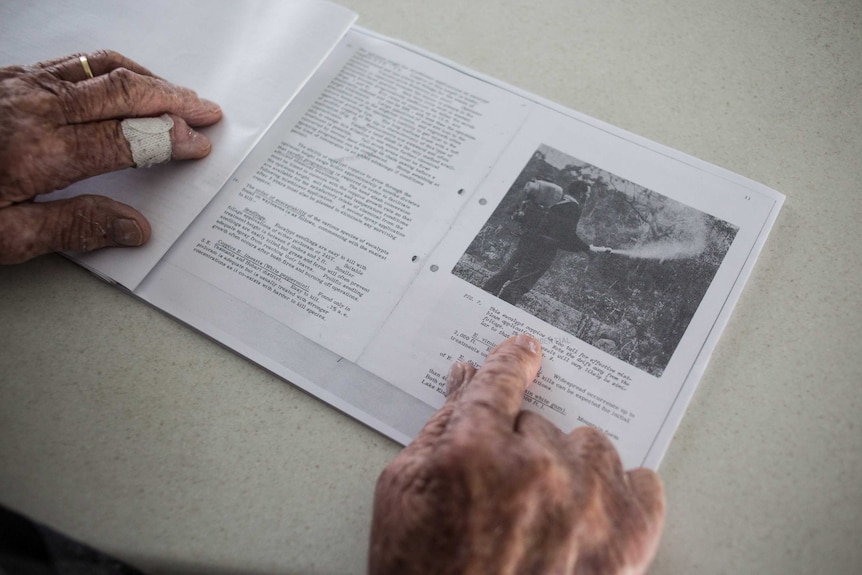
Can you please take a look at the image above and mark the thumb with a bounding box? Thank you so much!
[0,194,151,264]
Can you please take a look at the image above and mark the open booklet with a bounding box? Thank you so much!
[2,0,783,469]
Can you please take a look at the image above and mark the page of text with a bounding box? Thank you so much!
[158,30,528,359]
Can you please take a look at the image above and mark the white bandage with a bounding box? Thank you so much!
[121,114,174,168]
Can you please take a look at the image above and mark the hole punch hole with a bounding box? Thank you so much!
[478,198,488,205]
[430,265,439,272]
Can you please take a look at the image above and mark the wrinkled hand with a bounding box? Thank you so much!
[0,50,222,264]
[370,335,664,575]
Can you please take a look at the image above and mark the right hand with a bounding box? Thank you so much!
[0,50,222,264]
[369,334,665,574]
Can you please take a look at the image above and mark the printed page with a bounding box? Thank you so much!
[140,26,781,466]
[359,103,783,469]
[0,0,357,289]
[153,29,529,360]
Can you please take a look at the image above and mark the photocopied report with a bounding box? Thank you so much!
[1,1,784,469]
[151,28,782,467]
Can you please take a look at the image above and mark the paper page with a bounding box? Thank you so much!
[138,26,781,467]
[137,258,436,446]
[155,29,528,360]
[0,0,357,289]
[358,102,784,470]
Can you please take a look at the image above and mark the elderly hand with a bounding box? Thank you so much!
[369,334,665,575]
[0,50,222,264]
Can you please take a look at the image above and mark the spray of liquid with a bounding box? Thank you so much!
[613,240,704,262]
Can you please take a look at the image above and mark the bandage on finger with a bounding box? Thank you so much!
[121,114,174,168]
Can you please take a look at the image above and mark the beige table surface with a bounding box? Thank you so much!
[2,0,861,573]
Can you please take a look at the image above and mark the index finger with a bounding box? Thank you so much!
[60,69,222,128]
[453,334,543,430]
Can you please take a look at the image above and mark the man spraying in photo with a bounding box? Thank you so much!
[483,179,612,305]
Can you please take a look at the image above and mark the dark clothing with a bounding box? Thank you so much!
[0,504,143,575]
[483,186,589,305]
[536,196,591,254]
[483,234,560,304]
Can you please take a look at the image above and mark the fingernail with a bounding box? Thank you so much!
[201,99,222,114]
[191,129,212,151]
[446,362,464,385]
[112,218,144,246]
[174,129,212,159]
[446,361,471,396]
[511,333,540,354]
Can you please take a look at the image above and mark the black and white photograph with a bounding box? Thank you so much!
[452,144,739,377]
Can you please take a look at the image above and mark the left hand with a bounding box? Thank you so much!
[0,50,222,264]
[369,334,665,575]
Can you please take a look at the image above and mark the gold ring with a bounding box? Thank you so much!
[79,55,94,79]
